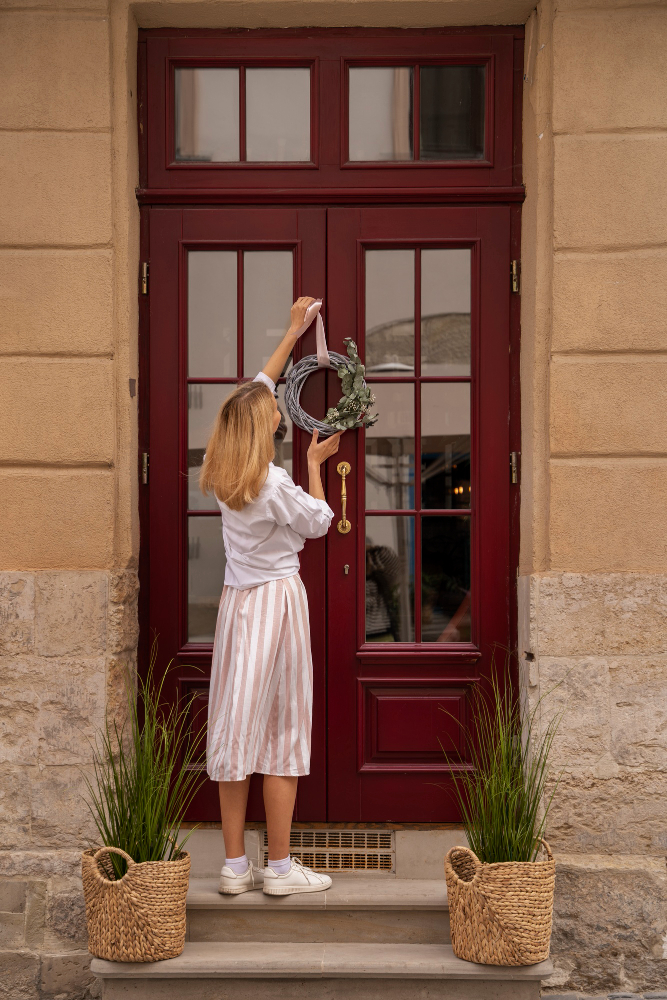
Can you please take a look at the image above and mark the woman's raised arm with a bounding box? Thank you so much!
[260,296,317,385]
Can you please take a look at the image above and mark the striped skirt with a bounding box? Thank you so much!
[206,574,313,782]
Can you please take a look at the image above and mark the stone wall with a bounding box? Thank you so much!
[521,1,667,993]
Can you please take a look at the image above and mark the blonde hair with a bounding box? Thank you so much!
[200,381,275,511]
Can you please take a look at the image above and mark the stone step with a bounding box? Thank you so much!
[186,876,450,944]
[92,941,553,1000]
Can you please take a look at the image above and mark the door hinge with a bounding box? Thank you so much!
[511,259,520,294]
[510,451,520,485]
[141,261,149,295]
[141,452,149,485]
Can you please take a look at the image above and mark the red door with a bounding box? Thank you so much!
[147,206,328,820]
[326,207,511,820]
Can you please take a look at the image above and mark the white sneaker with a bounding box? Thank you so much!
[218,860,264,895]
[262,858,332,895]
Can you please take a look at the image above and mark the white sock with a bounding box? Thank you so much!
[225,854,249,875]
[268,854,291,875]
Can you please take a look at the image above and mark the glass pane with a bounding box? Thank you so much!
[188,385,235,510]
[421,249,471,376]
[246,68,311,162]
[422,516,471,643]
[349,67,413,162]
[365,516,414,643]
[421,384,471,510]
[365,384,414,510]
[188,515,226,643]
[175,68,240,162]
[188,251,237,377]
[274,382,294,480]
[420,65,485,161]
[365,250,414,375]
[243,251,293,377]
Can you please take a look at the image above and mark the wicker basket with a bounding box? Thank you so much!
[444,840,555,966]
[82,845,191,963]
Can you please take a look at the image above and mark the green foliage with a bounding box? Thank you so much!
[83,641,207,878]
[442,667,561,863]
[322,338,379,431]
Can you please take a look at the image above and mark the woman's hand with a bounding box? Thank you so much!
[288,296,317,336]
[307,429,343,468]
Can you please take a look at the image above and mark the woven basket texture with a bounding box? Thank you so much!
[444,840,555,966]
[82,846,190,962]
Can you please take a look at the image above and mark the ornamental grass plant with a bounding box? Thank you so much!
[444,666,561,864]
[83,642,206,879]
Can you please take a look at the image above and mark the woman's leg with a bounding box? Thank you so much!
[218,777,251,859]
[263,775,298,860]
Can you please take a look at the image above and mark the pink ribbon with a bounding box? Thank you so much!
[292,299,330,368]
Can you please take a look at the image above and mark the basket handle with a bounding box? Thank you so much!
[444,845,482,885]
[537,838,554,861]
[93,845,136,882]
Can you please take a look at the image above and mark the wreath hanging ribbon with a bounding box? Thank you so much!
[284,300,379,437]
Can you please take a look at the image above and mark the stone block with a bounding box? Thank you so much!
[550,357,667,456]
[0,851,81,880]
[105,653,135,732]
[107,570,139,655]
[0,913,24,949]
[395,829,466,878]
[44,877,87,949]
[40,950,96,999]
[0,470,114,569]
[553,7,667,133]
[30,766,97,848]
[24,880,46,951]
[0,574,34,654]
[0,359,114,464]
[35,572,107,657]
[2,0,107,7]
[608,657,667,771]
[0,655,106,766]
[0,880,26,912]
[552,250,667,354]
[547,772,667,854]
[549,854,667,994]
[0,949,40,1000]
[533,573,667,656]
[0,12,110,129]
[0,132,112,246]
[550,463,667,572]
[533,657,611,769]
[0,766,31,850]
[0,250,114,356]
[554,135,667,250]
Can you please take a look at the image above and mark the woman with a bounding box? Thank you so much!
[200,297,341,896]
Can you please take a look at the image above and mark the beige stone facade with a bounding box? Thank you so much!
[1,0,666,996]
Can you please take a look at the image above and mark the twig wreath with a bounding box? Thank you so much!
[285,337,379,436]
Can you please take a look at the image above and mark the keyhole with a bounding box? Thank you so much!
[344,564,349,575]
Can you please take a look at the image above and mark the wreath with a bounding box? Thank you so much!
[284,338,379,437]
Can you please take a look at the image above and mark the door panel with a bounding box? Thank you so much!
[326,206,511,821]
[148,207,327,821]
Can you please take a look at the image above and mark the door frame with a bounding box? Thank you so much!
[137,26,524,825]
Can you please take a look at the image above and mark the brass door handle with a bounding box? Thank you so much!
[337,462,351,534]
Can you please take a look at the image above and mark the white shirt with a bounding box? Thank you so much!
[215,372,335,589]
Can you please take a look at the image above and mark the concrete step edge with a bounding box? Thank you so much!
[187,877,449,910]
[91,942,552,981]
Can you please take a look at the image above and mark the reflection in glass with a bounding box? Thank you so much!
[365,250,414,375]
[420,65,485,161]
[421,384,471,510]
[175,68,240,162]
[365,384,414,510]
[365,516,414,643]
[422,516,471,642]
[421,249,471,376]
[349,68,413,162]
[188,385,235,510]
[188,515,226,643]
[243,251,293,376]
[246,68,311,162]
[188,252,237,377]
[274,383,294,480]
